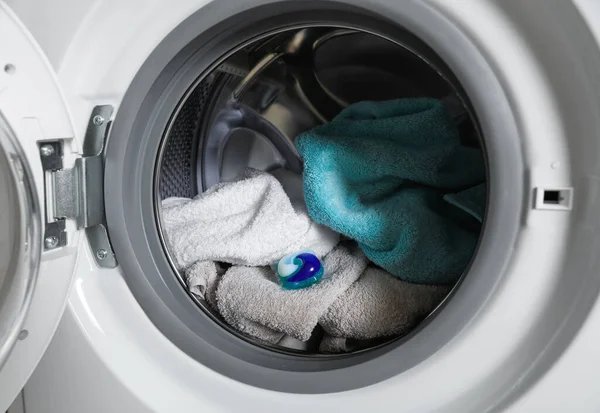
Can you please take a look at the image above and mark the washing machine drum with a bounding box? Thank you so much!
[148,25,484,368]
[158,28,480,337]
[160,29,461,198]
[105,9,509,394]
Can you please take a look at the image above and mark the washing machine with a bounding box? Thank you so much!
[1,0,600,411]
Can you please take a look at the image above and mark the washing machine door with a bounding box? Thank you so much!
[0,4,82,410]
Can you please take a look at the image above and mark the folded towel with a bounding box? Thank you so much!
[216,244,368,342]
[296,98,486,284]
[161,168,339,270]
[185,261,223,309]
[320,267,450,342]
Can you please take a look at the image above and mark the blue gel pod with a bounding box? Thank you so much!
[277,250,324,290]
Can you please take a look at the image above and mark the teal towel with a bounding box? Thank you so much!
[443,184,487,224]
[295,98,486,285]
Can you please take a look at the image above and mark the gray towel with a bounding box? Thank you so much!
[319,335,353,353]
[161,168,339,270]
[185,261,224,309]
[216,244,368,343]
[320,266,450,344]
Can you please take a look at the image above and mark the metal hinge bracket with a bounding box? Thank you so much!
[39,105,117,268]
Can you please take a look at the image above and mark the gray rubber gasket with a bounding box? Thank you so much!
[104,0,523,393]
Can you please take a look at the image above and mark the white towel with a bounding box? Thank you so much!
[161,168,339,270]
[216,244,368,343]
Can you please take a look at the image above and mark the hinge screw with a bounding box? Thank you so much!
[44,236,59,249]
[40,144,55,157]
[92,115,105,126]
[96,249,108,260]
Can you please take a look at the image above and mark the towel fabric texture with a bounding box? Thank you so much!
[320,267,450,341]
[296,98,486,284]
[217,243,368,342]
[161,168,339,271]
[185,260,223,310]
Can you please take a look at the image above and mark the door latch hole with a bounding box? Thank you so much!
[535,188,573,210]
[543,190,562,204]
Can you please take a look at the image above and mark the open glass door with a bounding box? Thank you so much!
[0,3,80,410]
[0,114,41,376]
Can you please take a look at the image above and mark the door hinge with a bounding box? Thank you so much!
[39,105,117,268]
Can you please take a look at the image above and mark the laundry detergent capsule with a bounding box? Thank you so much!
[276,250,324,290]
